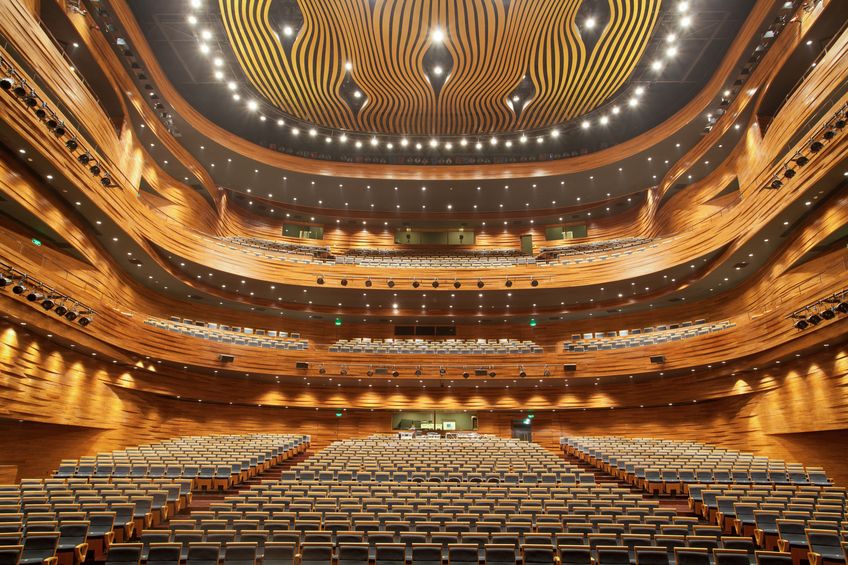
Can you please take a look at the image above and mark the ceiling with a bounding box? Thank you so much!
[122,0,759,163]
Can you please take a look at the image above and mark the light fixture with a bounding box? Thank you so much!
[365,279,373,288]
[807,312,822,325]
[25,289,43,302]
[821,309,836,321]
[794,318,808,330]
[387,279,395,288]
[12,280,26,295]
[477,280,484,289]
[462,370,470,379]
[505,279,513,288]
[318,365,326,375]
[54,303,68,317]
[392,369,399,378]
[415,366,422,376]
[530,279,539,287]
[65,308,79,322]
[317,276,325,285]
[78,314,92,327]
[366,368,374,377]
[412,280,420,288]
[432,280,439,288]
[439,367,447,376]
[0,273,12,287]
[340,278,348,286]
[453,280,461,289]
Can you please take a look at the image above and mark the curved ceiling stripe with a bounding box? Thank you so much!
[218,0,659,135]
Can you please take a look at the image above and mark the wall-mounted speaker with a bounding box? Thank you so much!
[650,355,666,364]
[474,368,488,376]
[295,361,310,369]
[218,354,235,363]
[563,364,577,371]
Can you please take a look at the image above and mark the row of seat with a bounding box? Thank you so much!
[328,339,542,355]
[563,322,735,352]
[145,319,308,350]
[537,238,656,262]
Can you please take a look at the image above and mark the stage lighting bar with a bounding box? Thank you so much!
[788,289,848,331]
[310,274,545,288]
[0,262,97,328]
[0,56,118,189]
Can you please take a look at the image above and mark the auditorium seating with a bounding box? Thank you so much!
[563,321,735,352]
[4,434,839,565]
[216,237,331,262]
[536,238,657,263]
[334,249,532,269]
[329,339,543,355]
[144,318,309,350]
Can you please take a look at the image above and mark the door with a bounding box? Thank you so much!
[511,419,532,441]
[520,234,534,255]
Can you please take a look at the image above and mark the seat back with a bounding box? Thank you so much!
[559,545,593,565]
[636,547,670,565]
[146,543,182,565]
[223,542,257,565]
[522,544,556,564]
[337,543,369,565]
[262,543,296,565]
[596,546,630,565]
[186,543,221,565]
[674,548,710,565]
[0,545,22,565]
[106,543,143,565]
[754,552,792,565]
[448,544,478,565]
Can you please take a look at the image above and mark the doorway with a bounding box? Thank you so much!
[520,235,534,255]
[511,419,532,441]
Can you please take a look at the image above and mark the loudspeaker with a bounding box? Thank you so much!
[563,364,577,371]
[374,367,389,375]
[474,368,488,376]
[650,355,666,364]
[295,361,310,369]
[218,354,235,363]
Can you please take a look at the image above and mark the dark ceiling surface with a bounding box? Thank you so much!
[124,0,757,164]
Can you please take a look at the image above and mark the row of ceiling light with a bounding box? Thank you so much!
[0,264,96,327]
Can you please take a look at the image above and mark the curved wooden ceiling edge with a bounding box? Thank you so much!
[101,0,777,180]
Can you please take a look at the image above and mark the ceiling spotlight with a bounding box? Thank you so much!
[387,279,395,288]
[392,369,399,378]
[101,176,112,187]
[89,164,101,176]
[412,280,420,288]
[41,297,56,310]
[318,366,326,375]
[365,279,373,287]
[54,304,68,317]
[833,117,846,129]
[12,280,27,295]
[462,370,470,379]
[78,315,92,327]
[835,301,848,314]
[77,153,91,165]
[794,319,809,330]
[821,309,836,321]
[432,280,440,288]
[65,309,79,322]
[51,122,66,137]
[770,179,783,189]
[543,366,551,377]
[0,76,13,90]
[784,168,796,179]
[339,366,348,376]
[584,17,596,29]
[340,278,348,286]
[488,371,496,378]
[415,366,422,376]
[65,138,78,151]
[822,130,835,141]
[809,141,823,152]
[505,279,513,288]
[439,367,446,376]
[23,91,37,107]
[519,367,527,378]
[807,313,822,325]
[431,27,445,43]
[453,281,461,289]
[26,290,44,302]
[477,280,484,289]
[794,155,809,166]
[366,368,374,377]
[530,279,539,287]
[317,276,325,285]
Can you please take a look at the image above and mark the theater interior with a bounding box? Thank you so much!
[0,0,846,564]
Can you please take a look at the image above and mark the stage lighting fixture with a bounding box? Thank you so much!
[317,276,325,284]
[477,280,484,288]
[453,281,461,289]
[52,122,66,137]
[488,370,496,378]
[392,369,399,377]
[530,279,539,287]
[794,319,808,330]
[41,297,55,310]
[339,366,348,376]
[821,309,836,321]
[0,76,13,90]
[340,278,348,286]
[54,304,68,317]
[26,290,43,302]
[0,273,11,287]
[78,316,92,327]
[807,312,822,325]
[89,164,101,176]
[770,179,783,189]
[809,141,823,152]
[519,367,527,378]
[835,301,848,314]
[783,168,796,179]
[35,105,47,119]
[77,153,91,165]
[415,366,422,376]
[462,370,470,379]
[432,280,439,288]
[822,130,835,141]
[366,368,374,376]
[834,117,846,129]
[101,177,112,187]
[318,365,326,374]
[23,91,37,107]
[65,138,78,151]
[795,155,809,166]
[543,366,551,377]
[12,82,26,97]
[365,279,372,287]
[387,279,395,288]
[439,367,446,376]
[12,281,26,295]
[65,309,79,322]
[505,279,513,287]
[412,280,420,288]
